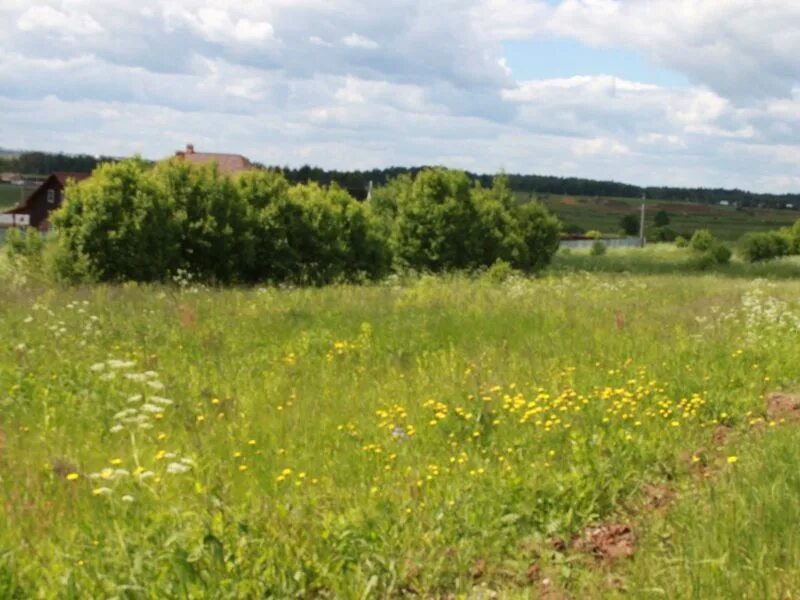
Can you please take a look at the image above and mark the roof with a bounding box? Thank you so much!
[174,145,253,175]
[53,172,91,186]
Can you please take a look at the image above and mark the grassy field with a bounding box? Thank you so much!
[2,253,800,597]
[0,183,35,211]
[526,192,800,241]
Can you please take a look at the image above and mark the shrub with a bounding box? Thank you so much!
[738,231,791,263]
[653,210,670,227]
[590,240,607,256]
[788,219,800,254]
[390,168,479,272]
[709,242,732,265]
[390,170,560,274]
[650,226,678,242]
[585,230,603,240]
[675,235,688,248]
[481,259,516,284]
[620,213,639,236]
[689,229,715,252]
[513,200,561,272]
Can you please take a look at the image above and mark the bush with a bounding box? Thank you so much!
[649,226,678,242]
[788,219,800,254]
[689,229,715,252]
[585,230,603,240]
[481,259,516,284]
[389,170,560,273]
[620,213,639,236]
[590,240,607,256]
[738,231,791,263]
[653,210,670,227]
[675,235,688,248]
[709,242,732,265]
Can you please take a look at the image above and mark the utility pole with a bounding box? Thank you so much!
[639,194,646,248]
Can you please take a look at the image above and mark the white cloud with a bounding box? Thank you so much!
[341,33,379,49]
[1,0,800,192]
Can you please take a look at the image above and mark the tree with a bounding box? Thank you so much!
[620,213,640,236]
[653,210,670,227]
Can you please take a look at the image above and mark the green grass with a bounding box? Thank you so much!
[525,193,800,241]
[553,244,800,279]
[2,259,800,597]
[0,183,35,211]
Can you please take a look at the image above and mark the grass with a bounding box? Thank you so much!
[2,255,800,597]
[525,192,800,241]
[0,183,35,211]
[553,244,800,279]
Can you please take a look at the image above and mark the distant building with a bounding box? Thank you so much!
[173,143,253,175]
[1,172,90,230]
[719,200,730,206]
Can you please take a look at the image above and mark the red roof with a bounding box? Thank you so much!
[53,172,91,186]
[174,144,253,175]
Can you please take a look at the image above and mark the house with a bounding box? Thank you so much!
[1,172,90,230]
[173,144,253,175]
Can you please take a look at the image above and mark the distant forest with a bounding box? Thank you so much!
[2,150,798,209]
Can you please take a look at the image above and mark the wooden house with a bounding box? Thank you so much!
[1,172,90,230]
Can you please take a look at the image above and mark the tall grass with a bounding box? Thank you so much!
[1,270,799,596]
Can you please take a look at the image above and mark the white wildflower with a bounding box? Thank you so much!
[140,403,162,413]
[127,394,143,403]
[146,381,165,391]
[107,359,136,369]
[109,424,124,434]
[137,470,155,481]
[99,373,116,382]
[125,373,148,382]
[93,487,113,496]
[90,363,106,372]
[113,469,130,478]
[121,495,134,503]
[166,462,191,475]
[151,396,173,406]
[23,316,33,323]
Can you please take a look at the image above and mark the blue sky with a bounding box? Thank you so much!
[2,0,800,192]
[502,39,689,87]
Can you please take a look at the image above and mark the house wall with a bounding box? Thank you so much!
[27,179,64,229]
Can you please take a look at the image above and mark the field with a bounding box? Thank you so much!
[529,193,800,240]
[0,183,35,211]
[2,252,800,597]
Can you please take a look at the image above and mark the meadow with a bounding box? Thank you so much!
[2,252,800,597]
[531,193,800,241]
[0,183,35,211]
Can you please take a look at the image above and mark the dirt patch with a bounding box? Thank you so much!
[642,483,675,511]
[573,523,635,561]
[712,425,732,446]
[766,392,800,422]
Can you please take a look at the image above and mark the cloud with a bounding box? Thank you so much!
[1,0,800,192]
[342,33,379,49]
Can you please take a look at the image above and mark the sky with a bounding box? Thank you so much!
[1,0,800,192]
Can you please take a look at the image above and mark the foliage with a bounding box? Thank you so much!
[649,226,679,242]
[653,209,671,227]
[590,240,607,256]
[675,235,688,248]
[389,170,559,273]
[689,229,715,252]
[620,213,640,236]
[738,230,791,263]
[585,229,603,240]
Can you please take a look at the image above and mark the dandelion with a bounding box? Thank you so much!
[66,473,79,481]
[727,456,738,464]
[238,465,248,472]
[110,458,122,466]
[248,439,256,446]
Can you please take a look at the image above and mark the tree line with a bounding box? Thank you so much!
[4,150,799,209]
[32,160,560,284]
